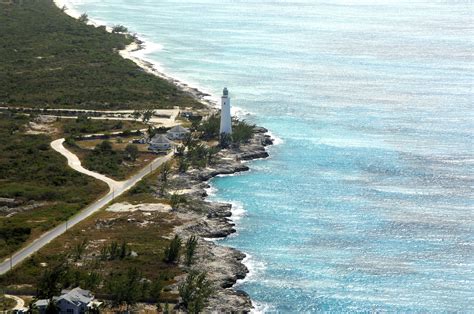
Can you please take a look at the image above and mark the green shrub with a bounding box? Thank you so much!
[185,236,198,266]
[178,271,213,313]
[112,25,128,33]
[164,235,181,264]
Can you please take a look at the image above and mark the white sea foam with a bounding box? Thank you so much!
[53,0,82,19]
[237,253,266,285]
[229,201,246,222]
[232,106,254,118]
[204,184,218,198]
[373,186,444,196]
[250,301,274,314]
[265,131,284,146]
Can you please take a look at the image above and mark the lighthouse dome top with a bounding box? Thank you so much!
[223,87,229,96]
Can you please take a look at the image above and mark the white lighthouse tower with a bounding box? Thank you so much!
[219,87,232,136]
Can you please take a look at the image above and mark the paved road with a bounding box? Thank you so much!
[0,139,173,275]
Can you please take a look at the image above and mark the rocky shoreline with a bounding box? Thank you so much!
[118,41,274,312]
[121,39,275,311]
[167,128,273,312]
[119,35,274,313]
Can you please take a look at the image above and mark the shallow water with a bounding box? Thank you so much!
[68,0,473,311]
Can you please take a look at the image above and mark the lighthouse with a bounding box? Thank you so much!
[219,87,232,136]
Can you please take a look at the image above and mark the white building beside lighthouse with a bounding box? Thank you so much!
[219,87,232,136]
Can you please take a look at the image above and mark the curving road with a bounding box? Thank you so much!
[0,138,173,275]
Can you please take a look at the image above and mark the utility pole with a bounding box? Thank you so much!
[66,220,68,231]
[10,255,13,270]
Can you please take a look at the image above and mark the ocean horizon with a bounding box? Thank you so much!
[63,0,473,311]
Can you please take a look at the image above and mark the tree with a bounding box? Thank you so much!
[103,241,130,260]
[232,120,255,146]
[175,145,185,157]
[107,268,142,310]
[108,241,119,260]
[159,162,171,183]
[72,239,88,262]
[187,143,209,169]
[96,140,113,152]
[64,136,76,147]
[178,271,213,313]
[206,146,220,165]
[164,235,182,263]
[142,110,153,123]
[36,263,69,299]
[178,157,189,173]
[147,125,157,138]
[78,13,88,23]
[182,133,194,148]
[185,236,198,266]
[119,241,130,259]
[125,144,139,161]
[170,193,186,211]
[198,114,220,140]
[132,110,142,120]
[150,278,164,306]
[112,25,128,33]
[84,271,101,291]
[190,118,201,131]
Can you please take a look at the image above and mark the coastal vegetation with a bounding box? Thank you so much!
[185,236,198,267]
[0,206,184,306]
[179,271,213,313]
[164,235,182,264]
[0,113,107,259]
[60,115,145,137]
[66,139,152,180]
[0,0,201,109]
[198,114,256,147]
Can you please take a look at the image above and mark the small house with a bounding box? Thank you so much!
[149,134,172,151]
[166,125,190,140]
[34,287,101,314]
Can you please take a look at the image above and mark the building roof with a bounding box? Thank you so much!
[57,287,94,306]
[167,125,190,133]
[150,134,172,144]
[34,299,49,307]
[35,287,94,309]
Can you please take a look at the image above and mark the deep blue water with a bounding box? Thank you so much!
[66,0,473,311]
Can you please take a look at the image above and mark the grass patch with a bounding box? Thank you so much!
[0,294,16,311]
[58,116,146,137]
[0,0,202,110]
[67,140,154,181]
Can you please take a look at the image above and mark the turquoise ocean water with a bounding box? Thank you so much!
[67,0,473,311]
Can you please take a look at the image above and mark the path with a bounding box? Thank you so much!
[3,295,26,311]
[0,139,173,275]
